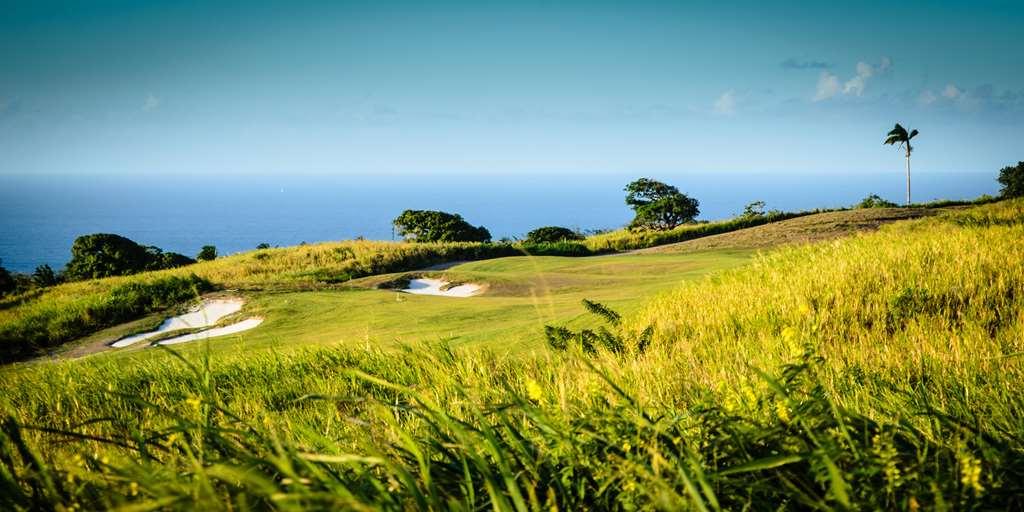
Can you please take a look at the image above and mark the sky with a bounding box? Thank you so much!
[2,0,1022,178]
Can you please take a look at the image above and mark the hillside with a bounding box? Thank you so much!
[0,204,958,364]
[639,206,937,253]
[0,199,1021,509]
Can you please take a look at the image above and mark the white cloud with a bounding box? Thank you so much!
[942,84,962,99]
[813,57,892,101]
[918,89,938,105]
[713,90,737,115]
[142,93,161,112]
[813,72,841,102]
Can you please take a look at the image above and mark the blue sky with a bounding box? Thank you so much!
[2,0,1022,177]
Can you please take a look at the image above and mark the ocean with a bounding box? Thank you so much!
[0,172,999,273]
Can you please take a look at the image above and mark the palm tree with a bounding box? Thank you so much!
[883,123,919,205]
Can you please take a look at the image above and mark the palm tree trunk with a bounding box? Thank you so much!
[905,151,911,206]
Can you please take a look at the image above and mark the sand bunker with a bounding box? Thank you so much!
[110,298,256,348]
[156,317,265,345]
[401,278,482,298]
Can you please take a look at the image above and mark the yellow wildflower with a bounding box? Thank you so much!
[525,379,544,402]
[960,455,983,494]
[775,401,791,423]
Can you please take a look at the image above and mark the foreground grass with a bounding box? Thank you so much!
[1,200,1022,509]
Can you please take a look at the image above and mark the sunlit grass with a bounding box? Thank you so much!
[1,199,1021,509]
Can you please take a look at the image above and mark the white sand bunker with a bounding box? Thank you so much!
[156,317,264,345]
[110,299,260,348]
[401,278,482,298]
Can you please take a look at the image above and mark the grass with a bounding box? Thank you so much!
[0,203,956,362]
[0,199,1022,509]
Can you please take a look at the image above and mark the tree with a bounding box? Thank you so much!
[256,242,272,250]
[624,178,700,230]
[525,226,584,244]
[997,161,1024,198]
[32,264,59,287]
[197,245,218,261]
[0,259,15,296]
[742,200,766,218]
[65,233,153,280]
[63,234,194,281]
[393,210,491,243]
[883,123,920,205]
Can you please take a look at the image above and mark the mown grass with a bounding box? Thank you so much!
[0,199,1021,509]
[0,241,523,362]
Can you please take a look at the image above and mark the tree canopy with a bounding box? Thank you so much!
[525,226,583,244]
[197,245,218,261]
[624,178,700,230]
[393,210,491,243]
[64,233,195,280]
[997,161,1024,198]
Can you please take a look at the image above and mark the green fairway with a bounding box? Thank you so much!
[75,249,753,362]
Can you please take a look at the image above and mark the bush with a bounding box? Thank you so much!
[857,194,899,209]
[998,161,1024,198]
[525,226,583,244]
[393,210,491,243]
[197,245,218,261]
[519,241,593,257]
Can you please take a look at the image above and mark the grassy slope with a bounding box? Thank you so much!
[639,206,937,253]
[50,250,754,363]
[0,200,1021,509]
[1,205,956,362]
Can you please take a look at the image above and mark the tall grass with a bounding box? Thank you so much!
[1,199,1022,509]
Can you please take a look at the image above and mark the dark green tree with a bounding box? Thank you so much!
[624,178,700,230]
[197,245,218,261]
[32,264,59,287]
[883,123,920,205]
[525,226,583,244]
[997,161,1024,198]
[64,234,153,280]
[393,210,491,243]
[256,242,272,250]
[0,259,15,296]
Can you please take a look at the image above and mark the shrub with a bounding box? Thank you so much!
[393,210,491,243]
[519,241,593,257]
[196,245,218,261]
[525,226,583,244]
[857,194,899,208]
[624,178,700,230]
[256,242,271,250]
[997,161,1024,198]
